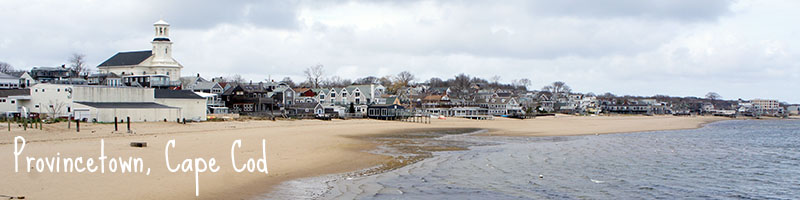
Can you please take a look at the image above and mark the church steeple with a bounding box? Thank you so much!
[152,19,172,62]
[154,19,170,38]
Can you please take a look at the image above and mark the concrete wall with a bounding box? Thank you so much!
[73,86,154,102]
[23,84,74,118]
[22,84,159,118]
[0,98,19,113]
[73,103,179,122]
[155,98,207,121]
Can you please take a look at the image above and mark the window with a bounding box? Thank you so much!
[35,89,38,92]
[57,89,60,92]
[10,100,14,104]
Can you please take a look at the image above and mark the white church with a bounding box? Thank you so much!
[96,19,183,88]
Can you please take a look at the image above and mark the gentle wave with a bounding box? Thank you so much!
[267,120,800,199]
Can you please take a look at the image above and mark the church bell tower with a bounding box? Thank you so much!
[152,19,172,62]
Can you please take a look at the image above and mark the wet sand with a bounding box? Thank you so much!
[0,115,725,199]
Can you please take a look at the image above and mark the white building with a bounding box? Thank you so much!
[0,89,29,116]
[16,84,205,122]
[0,72,20,89]
[97,19,183,83]
[154,89,207,121]
[751,99,780,110]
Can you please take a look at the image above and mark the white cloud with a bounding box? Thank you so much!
[0,0,798,102]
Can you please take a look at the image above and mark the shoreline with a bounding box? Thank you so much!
[263,116,731,199]
[0,115,729,199]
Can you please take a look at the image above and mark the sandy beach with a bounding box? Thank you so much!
[0,115,726,199]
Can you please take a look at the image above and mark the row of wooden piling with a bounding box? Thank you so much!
[6,118,44,131]
[6,116,138,133]
[398,115,431,124]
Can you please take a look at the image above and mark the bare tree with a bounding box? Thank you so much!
[355,76,379,85]
[426,77,444,87]
[600,92,616,98]
[0,61,14,74]
[518,78,531,90]
[304,64,324,88]
[542,81,571,98]
[324,76,351,87]
[68,53,90,76]
[227,74,246,84]
[394,71,415,87]
[453,73,471,91]
[379,75,394,88]
[47,100,67,119]
[490,75,501,86]
[281,77,296,87]
[705,92,721,101]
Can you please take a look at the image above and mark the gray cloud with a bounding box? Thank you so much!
[152,0,301,29]
[0,0,798,103]
[525,0,735,22]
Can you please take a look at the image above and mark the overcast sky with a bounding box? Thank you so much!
[0,0,798,102]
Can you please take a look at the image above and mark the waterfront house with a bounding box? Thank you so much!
[367,104,406,120]
[87,73,122,86]
[221,84,274,114]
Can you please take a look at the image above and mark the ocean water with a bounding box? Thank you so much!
[269,120,800,199]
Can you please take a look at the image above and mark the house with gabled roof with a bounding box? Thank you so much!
[180,75,223,94]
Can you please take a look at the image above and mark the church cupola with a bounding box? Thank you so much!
[154,19,170,39]
[152,19,172,62]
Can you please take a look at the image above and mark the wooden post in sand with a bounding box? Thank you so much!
[127,116,131,132]
[23,118,27,131]
[39,119,42,130]
[76,119,80,132]
[7,119,10,131]
[114,117,118,131]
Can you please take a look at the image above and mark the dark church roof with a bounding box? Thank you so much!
[154,89,204,99]
[98,50,152,67]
